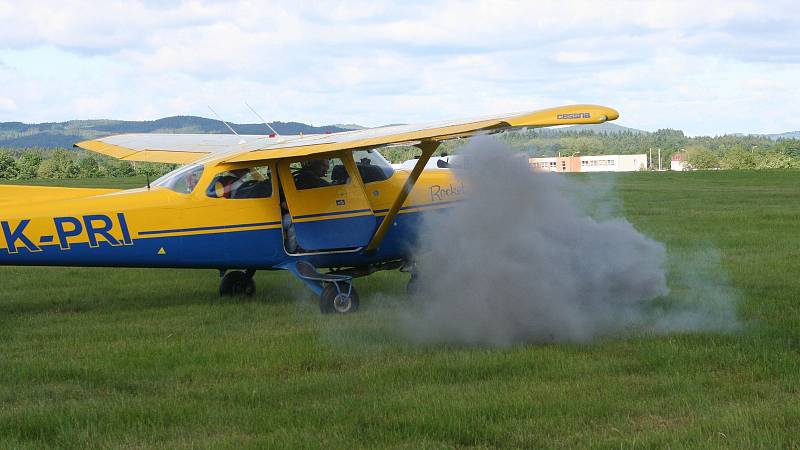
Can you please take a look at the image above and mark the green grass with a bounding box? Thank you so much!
[2,171,800,448]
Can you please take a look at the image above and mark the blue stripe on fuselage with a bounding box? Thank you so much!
[293,214,376,250]
[293,209,372,220]
[373,199,463,214]
[139,221,281,236]
[0,208,437,270]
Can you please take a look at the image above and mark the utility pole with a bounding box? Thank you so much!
[649,148,652,169]
[658,148,662,171]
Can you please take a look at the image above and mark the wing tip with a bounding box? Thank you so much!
[603,107,620,121]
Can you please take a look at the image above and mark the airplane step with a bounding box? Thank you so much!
[293,260,352,283]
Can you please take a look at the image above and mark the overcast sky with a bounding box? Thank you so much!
[0,1,797,135]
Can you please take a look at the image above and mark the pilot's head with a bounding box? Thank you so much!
[303,159,330,177]
[231,168,250,178]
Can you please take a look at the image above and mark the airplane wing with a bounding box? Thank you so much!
[75,133,270,164]
[74,104,618,164]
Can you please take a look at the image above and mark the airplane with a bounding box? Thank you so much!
[0,104,618,314]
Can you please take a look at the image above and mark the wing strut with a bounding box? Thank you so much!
[366,140,441,251]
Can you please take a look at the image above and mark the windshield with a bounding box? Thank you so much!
[353,149,394,183]
[153,164,205,194]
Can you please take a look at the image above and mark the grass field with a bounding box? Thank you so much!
[1,171,799,448]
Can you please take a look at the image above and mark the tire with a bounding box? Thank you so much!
[320,282,359,314]
[219,271,256,297]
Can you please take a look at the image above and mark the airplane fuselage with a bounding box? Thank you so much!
[0,160,462,273]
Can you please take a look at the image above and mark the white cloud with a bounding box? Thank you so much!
[0,0,798,134]
[0,97,17,112]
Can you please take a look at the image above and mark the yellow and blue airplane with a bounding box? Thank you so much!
[0,105,618,313]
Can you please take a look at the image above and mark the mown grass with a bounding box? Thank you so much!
[1,172,800,448]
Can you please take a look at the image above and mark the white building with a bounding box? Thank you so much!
[394,153,648,173]
[529,154,648,173]
[671,153,688,171]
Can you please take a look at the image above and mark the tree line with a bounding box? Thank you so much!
[381,128,800,170]
[499,128,800,170]
[2,129,800,180]
[0,148,174,180]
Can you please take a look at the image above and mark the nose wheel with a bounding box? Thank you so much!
[287,261,360,314]
[320,282,359,314]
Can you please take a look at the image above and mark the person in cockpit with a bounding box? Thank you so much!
[294,159,330,189]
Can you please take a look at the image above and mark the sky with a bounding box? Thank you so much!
[0,0,797,136]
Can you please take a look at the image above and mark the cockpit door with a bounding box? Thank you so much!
[277,153,377,251]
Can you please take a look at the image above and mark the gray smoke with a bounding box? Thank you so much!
[401,136,738,346]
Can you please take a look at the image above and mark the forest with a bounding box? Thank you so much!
[1,127,799,180]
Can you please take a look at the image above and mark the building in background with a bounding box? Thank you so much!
[529,154,647,173]
[671,152,688,171]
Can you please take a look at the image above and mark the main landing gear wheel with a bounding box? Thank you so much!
[320,282,359,314]
[219,271,256,297]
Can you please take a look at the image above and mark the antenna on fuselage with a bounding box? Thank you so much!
[207,106,247,145]
[245,101,281,139]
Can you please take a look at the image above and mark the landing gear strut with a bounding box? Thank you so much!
[402,262,421,296]
[406,271,421,296]
[219,270,256,297]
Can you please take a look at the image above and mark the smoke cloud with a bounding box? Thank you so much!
[401,136,738,346]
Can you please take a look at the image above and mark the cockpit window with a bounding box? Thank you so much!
[206,165,273,199]
[153,164,204,194]
[353,149,394,183]
[290,158,349,190]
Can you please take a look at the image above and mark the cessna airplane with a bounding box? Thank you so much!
[0,105,618,313]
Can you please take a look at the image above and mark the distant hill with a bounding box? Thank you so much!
[729,131,800,140]
[4,114,795,149]
[764,131,800,140]
[0,116,348,149]
[332,123,366,130]
[560,122,648,134]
